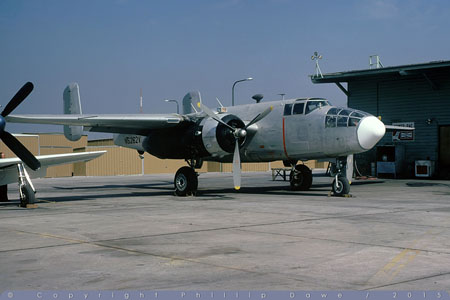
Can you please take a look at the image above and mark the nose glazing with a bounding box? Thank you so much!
[357,116,386,150]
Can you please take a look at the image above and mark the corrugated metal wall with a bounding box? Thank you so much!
[0,135,39,157]
[348,72,450,176]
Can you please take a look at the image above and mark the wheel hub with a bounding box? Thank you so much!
[176,174,187,191]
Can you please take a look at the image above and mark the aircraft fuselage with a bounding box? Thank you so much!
[114,98,386,163]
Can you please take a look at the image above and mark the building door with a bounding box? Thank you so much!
[439,126,450,178]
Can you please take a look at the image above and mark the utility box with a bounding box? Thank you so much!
[415,160,435,177]
[376,145,405,178]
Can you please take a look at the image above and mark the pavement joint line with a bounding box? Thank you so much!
[3,209,429,247]
[365,228,445,286]
[9,229,311,284]
[362,271,450,290]
[76,210,421,244]
[234,228,450,256]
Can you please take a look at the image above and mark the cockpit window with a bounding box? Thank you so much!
[305,100,329,114]
[348,117,360,127]
[325,107,368,128]
[293,103,305,115]
[337,116,348,127]
[325,116,337,128]
[338,109,352,116]
[327,108,340,115]
[350,111,366,118]
[283,103,293,116]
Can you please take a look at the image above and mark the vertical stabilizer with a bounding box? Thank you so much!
[182,91,202,115]
[63,83,83,141]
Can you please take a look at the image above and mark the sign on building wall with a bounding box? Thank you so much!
[392,122,415,142]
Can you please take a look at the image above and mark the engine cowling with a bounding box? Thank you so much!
[201,114,245,158]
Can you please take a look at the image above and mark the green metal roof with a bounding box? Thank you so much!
[311,60,450,83]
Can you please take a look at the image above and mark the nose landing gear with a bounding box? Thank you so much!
[329,156,351,197]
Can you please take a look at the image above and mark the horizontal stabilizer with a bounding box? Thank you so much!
[385,125,415,131]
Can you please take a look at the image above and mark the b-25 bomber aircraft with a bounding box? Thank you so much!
[6,82,401,196]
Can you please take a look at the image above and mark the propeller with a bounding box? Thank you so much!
[198,102,273,190]
[0,82,40,170]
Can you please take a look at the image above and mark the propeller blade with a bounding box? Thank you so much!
[232,137,241,190]
[1,131,41,170]
[245,105,273,129]
[197,102,235,131]
[2,82,34,117]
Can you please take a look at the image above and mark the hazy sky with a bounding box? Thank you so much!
[1,0,450,137]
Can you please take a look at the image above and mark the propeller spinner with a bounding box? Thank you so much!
[198,102,272,190]
[1,82,40,170]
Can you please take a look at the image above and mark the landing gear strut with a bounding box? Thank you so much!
[174,159,202,196]
[329,157,351,196]
[290,164,313,191]
[17,163,36,207]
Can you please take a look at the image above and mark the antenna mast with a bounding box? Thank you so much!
[311,51,323,78]
[139,88,143,113]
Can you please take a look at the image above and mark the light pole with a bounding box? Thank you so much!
[164,99,179,114]
[232,77,253,106]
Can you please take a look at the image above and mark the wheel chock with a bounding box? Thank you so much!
[328,191,353,198]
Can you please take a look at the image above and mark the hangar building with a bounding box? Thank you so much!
[312,60,450,178]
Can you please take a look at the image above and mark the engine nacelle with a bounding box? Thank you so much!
[201,114,245,158]
[116,115,246,160]
[141,120,209,159]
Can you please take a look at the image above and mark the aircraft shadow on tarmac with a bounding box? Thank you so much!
[18,179,386,204]
[53,182,173,190]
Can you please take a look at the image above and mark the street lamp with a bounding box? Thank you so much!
[232,77,253,106]
[164,99,179,114]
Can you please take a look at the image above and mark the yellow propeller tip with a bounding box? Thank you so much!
[197,102,201,108]
[235,186,241,190]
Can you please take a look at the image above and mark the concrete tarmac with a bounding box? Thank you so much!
[1,171,450,291]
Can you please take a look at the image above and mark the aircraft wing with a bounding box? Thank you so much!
[6,114,187,135]
[0,151,106,185]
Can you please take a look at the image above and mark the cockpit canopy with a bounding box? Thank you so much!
[283,98,330,116]
[325,107,370,128]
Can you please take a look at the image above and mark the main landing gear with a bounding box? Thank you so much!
[174,159,202,196]
[290,164,313,191]
[17,163,36,207]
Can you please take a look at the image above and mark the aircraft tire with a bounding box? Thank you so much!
[332,176,350,196]
[174,167,198,196]
[20,184,35,208]
[290,164,313,191]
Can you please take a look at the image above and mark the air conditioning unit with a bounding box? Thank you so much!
[415,160,435,177]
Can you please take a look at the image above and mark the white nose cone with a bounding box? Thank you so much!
[357,116,386,150]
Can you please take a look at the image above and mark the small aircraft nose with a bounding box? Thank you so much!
[357,116,386,150]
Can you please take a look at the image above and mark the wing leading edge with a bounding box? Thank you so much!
[0,151,107,185]
[6,114,187,135]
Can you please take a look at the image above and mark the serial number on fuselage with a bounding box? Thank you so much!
[124,136,142,144]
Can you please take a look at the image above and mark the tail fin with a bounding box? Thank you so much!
[182,91,202,115]
[63,83,83,141]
